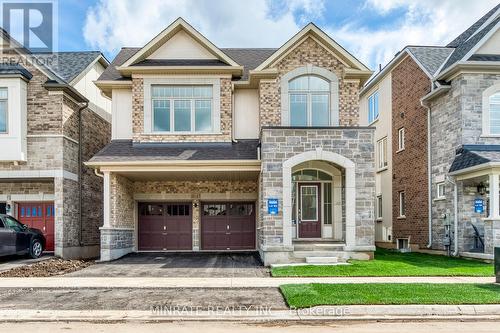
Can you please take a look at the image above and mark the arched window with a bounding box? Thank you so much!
[288,75,330,126]
[489,92,500,135]
[281,65,339,127]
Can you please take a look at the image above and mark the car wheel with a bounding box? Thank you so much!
[29,239,43,259]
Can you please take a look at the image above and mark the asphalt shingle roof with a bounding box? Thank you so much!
[407,46,454,76]
[34,51,103,83]
[89,139,260,163]
[0,63,33,80]
[449,145,500,173]
[98,47,277,82]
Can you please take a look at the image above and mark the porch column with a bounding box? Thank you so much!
[489,173,500,219]
[103,171,111,228]
[344,166,356,249]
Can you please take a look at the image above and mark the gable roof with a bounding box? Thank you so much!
[120,18,239,68]
[254,23,371,72]
[33,51,108,83]
[406,46,454,77]
[449,145,500,173]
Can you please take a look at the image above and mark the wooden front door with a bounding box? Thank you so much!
[298,183,321,238]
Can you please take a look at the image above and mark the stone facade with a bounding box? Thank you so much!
[259,127,375,261]
[131,77,233,143]
[259,37,361,127]
[429,73,500,254]
[0,52,111,259]
[391,55,430,247]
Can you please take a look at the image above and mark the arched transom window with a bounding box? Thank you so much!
[489,91,500,135]
[288,75,330,126]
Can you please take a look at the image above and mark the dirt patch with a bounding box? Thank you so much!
[0,258,94,277]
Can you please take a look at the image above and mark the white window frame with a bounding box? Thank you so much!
[377,137,388,170]
[288,84,330,127]
[143,78,221,135]
[436,182,445,200]
[398,127,405,151]
[0,88,7,134]
[481,83,500,137]
[398,191,406,218]
[376,195,383,220]
[280,65,339,126]
[368,90,379,124]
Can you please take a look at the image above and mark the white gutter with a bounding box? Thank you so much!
[446,175,459,256]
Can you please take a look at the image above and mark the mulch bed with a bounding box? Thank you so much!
[0,258,94,277]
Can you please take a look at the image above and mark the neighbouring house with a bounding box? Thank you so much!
[0,29,112,258]
[88,18,375,264]
[360,3,500,259]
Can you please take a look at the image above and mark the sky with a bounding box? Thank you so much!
[48,0,500,70]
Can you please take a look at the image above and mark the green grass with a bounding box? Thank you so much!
[272,248,494,277]
[280,283,500,308]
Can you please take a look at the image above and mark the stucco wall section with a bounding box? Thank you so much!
[259,37,361,127]
[131,77,233,142]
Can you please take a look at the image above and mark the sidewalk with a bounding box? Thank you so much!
[0,276,495,288]
[0,305,499,322]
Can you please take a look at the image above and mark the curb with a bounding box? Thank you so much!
[1,305,500,322]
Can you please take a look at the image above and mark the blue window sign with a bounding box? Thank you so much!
[474,199,484,214]
[268,198,279,215]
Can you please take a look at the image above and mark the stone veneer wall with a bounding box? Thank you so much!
[110,174,135,228]
[430,73,500,254]
[259,128,375,251]
[0,182,54,195]
[133,180,258,194]
[391,55,430,247]
[259,37,360,127]
[131,77,233,143]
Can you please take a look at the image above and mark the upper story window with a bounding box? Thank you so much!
[288,75,330,127]
[377,137,388,170]
[398,127,405,151]
[152,85,213,133]
[0,88,7,133]
[489,92,500,135]
[368,91,379,123]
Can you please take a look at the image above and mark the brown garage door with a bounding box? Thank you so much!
[201,202,255,250]
[138,203,192,251]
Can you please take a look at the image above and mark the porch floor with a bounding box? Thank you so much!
[67,252,270,278]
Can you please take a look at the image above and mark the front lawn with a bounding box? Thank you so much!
[272,248,494,277]
[280,283,500,308]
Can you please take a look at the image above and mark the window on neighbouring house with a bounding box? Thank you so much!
[368,91,379,123]
[436,182,445,199]
[399,191,406,217]
[397,238,409,250]
[151,85,213,133]
[398,127,405,151]
[377,195,383,220]
[0,88,7,133]
[489,92,500,135]
[289,75,330,126]
[377,137,388,170]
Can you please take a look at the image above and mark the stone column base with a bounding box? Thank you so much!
[484,219,500,255]
[100,227,134,261]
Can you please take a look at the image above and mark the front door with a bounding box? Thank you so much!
[298,183,321,238]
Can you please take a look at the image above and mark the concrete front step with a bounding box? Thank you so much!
[292,250,345,259]
[293,242,345,252]
[305,256,338,264]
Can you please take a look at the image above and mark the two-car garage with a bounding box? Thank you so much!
[138,202,256,251]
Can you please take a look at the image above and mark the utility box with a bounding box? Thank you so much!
[496,247,500,283]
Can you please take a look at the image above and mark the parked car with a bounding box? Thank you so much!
[0,214,45,258]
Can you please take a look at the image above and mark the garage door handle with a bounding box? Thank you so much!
[225,232,231,235]
[162,232,168,235]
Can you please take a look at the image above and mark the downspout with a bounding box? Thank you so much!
[94,169,104,178]
[78,101,89,247]
[421,99,433,248]
[446,175,459,256]
[231,83,238,143]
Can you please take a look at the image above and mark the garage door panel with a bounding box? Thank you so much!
[139,203,192,251]
[17,202,55,251]
[202,202,255,251]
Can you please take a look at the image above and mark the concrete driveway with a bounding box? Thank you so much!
[67,252,270,277]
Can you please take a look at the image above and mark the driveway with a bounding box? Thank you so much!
[0,254,53,273]
[67,252,270,277]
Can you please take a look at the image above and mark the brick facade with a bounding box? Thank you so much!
[259,37,361,127]
[391,55,430,247]
[0,52,111,258]
[131,77,233,143]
